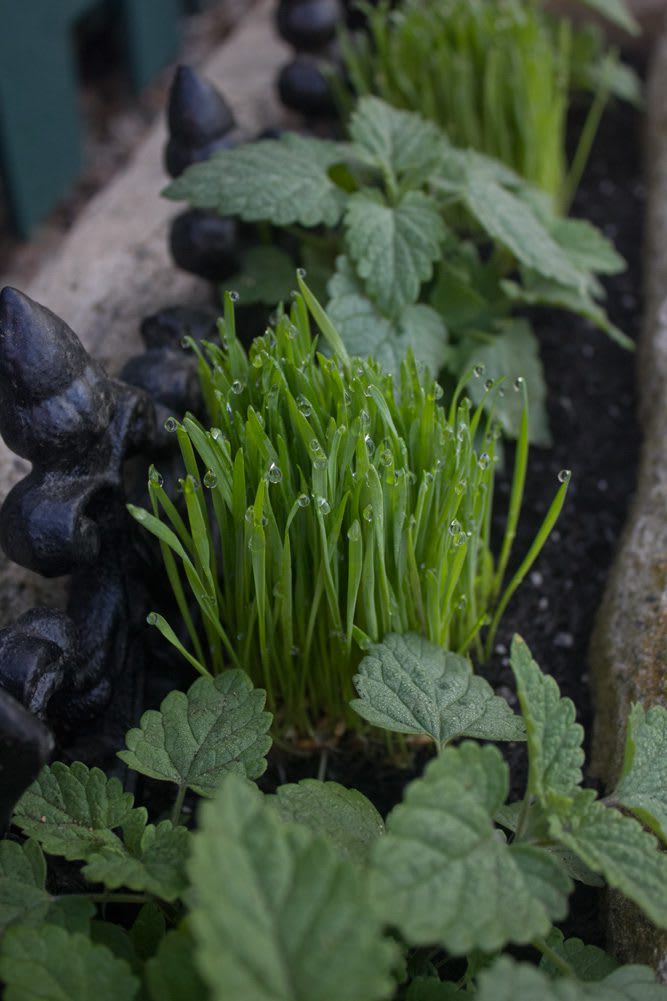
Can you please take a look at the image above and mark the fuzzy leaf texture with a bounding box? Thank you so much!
[270,780,384,865]
[613,704,667,844]
[145,929,209,1001]
[119,670,272,796]
[540,929,619,982]
[164,134,347,227]
[345,189,446,316]
[327,256,449,377]
[352,632,525,747]
[511,635,584,810]
[0,925,139,1001]
[0,839,51,935]
[12,761,135,860]
[549,789,667,929]
[83,818,190,902]
[369,742,571,953]
[477,956,667,1001]
[188,774,397,1001]
[348,96,447,183]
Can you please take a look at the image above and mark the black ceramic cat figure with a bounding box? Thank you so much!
[0,288,159,823]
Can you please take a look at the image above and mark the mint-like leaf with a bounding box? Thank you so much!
[549,217,625,277]
[511,635,584,811]
[13,762,135,861]
[83,820,190,902]
[460,320,551,445]
[369,743,571,953]
[477,956,666,1000]
[165,135,347,228]
[405,979,462,1000]
[0,925,139,1001]
[188,774,397,1001]
[577,0,640,35]
[146,928,208,1001]
[550,789,667,930]
[119,670,272,797]
[352,633,525,748]
[345,189,446,316]
[540,929,619,982]
[270,780,384,865]
[348,97,446,183]
[613,704,667,844]
[327,257,449,378]
[0,840,52,935]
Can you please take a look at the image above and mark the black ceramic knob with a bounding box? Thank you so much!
[169,209,241,281]
[277,56,337,117]
[120,349,203,414]
[140,306,218,351]
[165,131,238,180]
[276,0,342,52]
[165,66,237,178]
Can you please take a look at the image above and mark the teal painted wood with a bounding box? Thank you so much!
[0,0,185,237]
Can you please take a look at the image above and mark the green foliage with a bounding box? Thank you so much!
[4,650,667,998]
[165,97,629,444]
[130,289,569,731]
[338,0,641,207]
[613,704,667,843]
[351,632,525,748]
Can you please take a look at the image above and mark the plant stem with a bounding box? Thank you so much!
[65,892,151,906]
[171,784,187,826]
[532,936,576,978]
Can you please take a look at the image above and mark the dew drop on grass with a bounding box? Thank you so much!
[364,435,375,455]
[229,291,240,303]
[231,380,245,395]
[478,452,490,470]
[296,267,307,279]
[485,379,494,390]
[267,462,282,483]
[180,336,191,350]
[455,479,467,495]
[473,364,485,378]
[558,469,572,484]
[347,522,361,541]
[456,595,468,610]
[164,416,178,433]
[360,409,370,426]
[449,519,462,536]
[245,507,254,524]
[313,457,327,470]
[147,612,159,626]
[310,438,322,454]
[149,469,163,487]
[380,450,393,466]
[315,496,331,515]
[297,493,310,507]
[514,376,524,391]
[433,383,444,400]
[362,505,374,522]
[248,534,265,552]
[203,470,218,489]
[290,645,300,656]
[211,427,223,441]
[297,396,312,417]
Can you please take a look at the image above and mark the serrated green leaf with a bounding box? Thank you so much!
[345,189,446,316]
[12,761,135,861]
[165,134,347,228]
[613,705,667,845]
[550,789,667,929]
[83,820,190,902]
[90,921,139,972]
[541,929,619,982]
[129,902,166,961]
[369,742,571,954]
[0,925,139,1001]
[270,780,384,865]
[511,635,584,810]
[548,218,625,277]
[477,956,666,1001]
[352,633,525,748]
[348,97,446,182]
[500,274,633,350]
[119,670,272,797]
[405,979,462,1000]
[577,0,640,35]
[461,171,582,289]
[460,320,551,445]
[188,774,397,1001]
[224,246,298,306]
[327,257,449,378]
[0,839,52,935]
[146,927,209,1001]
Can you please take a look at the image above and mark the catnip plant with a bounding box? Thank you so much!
[165,97,630,445]
[3,636,667,1000]
[337,0,642,210]
[129,284,568,733]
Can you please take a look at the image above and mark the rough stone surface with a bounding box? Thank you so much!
[589,29,667,977]
[0,0,290,625]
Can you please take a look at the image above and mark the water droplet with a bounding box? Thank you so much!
[245,506,255,524]
[478,452,490,470]
[310,438,322,454]
[359,410,370,427]
[364,385,374,398]
[473,364,485,378]
[433,383,444,400]
[147,612,159,626]
[267,462,282,483]
[236,632,245,642]
[449,519,462,536]
[456,595,468,611]
[485,379,494,391]
[251,352,265,368]
[362,505,374,522]
[315,496,330,515]
[180,336,191,350]
[297,493,310,508]
[455,479,467,496]
[347,522,361,541]
[290,644,300,656]
[211,427,223,442]
[226,402,233,417]
[229,290,239,303]
[203,470,218,489]
[313,456,327,470]
[558,469,571,484]
[423,471,434,483]
[364,434,375,455]
[296,267,307,279]
[514,376,524,391]
[380,450,393,466]
[498,388,505,398]
[248,534,265,552]
[297,395,312,417]
[231,380,245,395]
[149,468,164,487]
[164,416,178,433]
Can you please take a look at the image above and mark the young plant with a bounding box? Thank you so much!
[129,284,568,733]
[165,97,630,444]
[3,637,667,1000]
[337,0,642,210]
